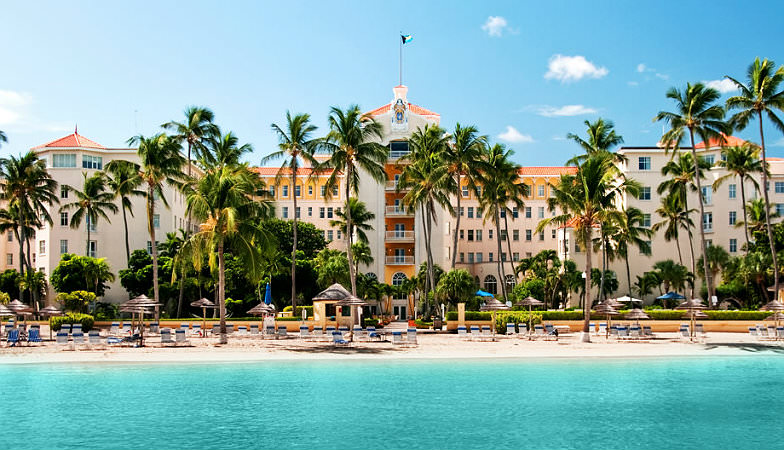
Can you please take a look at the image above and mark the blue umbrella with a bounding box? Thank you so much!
[476,290,495,298]
[656,292,685,300]
[264,283,272,305]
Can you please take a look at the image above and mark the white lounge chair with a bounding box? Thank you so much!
[480,325,494,341]
[109,322,119,335]
[226,324,234,334]
[264,325,276,339]
[406,328,418,346]
[249,324,260,336]
[331,331,349,347]
[55,332,69,346]
[505,323,515,336]
[237,326,248,336]
[88,331,103,348]
[149,322,160,334]
[299,326,310,340]
[532,324,546,340]
[191,324,202,336]
[72,332,86,349]
[160,328,174,345]
[643,325,654,337]
[121,322,131,335]
[778,327,784,340]
[696,323,706,337]
[589,322,595,334]
[366,326,380,341]
[457,326,468,339]
[748,326,759,338]
[469,325,481,341]
[352,326,365,341]
[391,331,403,345]
[175,329,188,345]
[311,326,323,341]
[276,327,288,339]
[679,325,691,340]
[598,323,607,336]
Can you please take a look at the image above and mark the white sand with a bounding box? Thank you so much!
[0,331,780,365]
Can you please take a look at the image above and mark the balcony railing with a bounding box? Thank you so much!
[385,230,415,242]
[389,150,410,159]
[385,255,414,265]
[385,181,410,191]
[385,206,413,216]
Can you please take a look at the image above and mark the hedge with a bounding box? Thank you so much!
[448,310,775,322]
[50,313,94,332]
[282,306,313,317]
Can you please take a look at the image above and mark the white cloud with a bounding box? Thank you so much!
[537,104,598,117]
[655,73,669,80]
[481,16,508,37]
[637,63,647,73]
[0,90,32,126]
[544,55,608,82]
[498,126,534,143]
[704,78,738,94]
[627,81,639,86]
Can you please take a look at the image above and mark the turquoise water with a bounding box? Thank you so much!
[2,355,783,450]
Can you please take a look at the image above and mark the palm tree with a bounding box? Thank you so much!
[655,82,729,303]
[566,118,626,165]
[350,241,374,275]
[321,105,388,296]
[60,173,118,255]
[398,125,454,315]
[0,152,58,302]
[652,259,693,306]
[737,198,779,235]
[698,245,730,300]
[614,207,653,296]
[104,161,144,264]
[162,229,190,317]
[726,58,784,297]
[444,123,486,268]
[436,268,477,307]
[713,144,763,251]
[652,193,695,266]
[536,155,638,341]
[0,131,6,147]
[126,134,186,319]
[330,198,375,244]
[264,112,319,314]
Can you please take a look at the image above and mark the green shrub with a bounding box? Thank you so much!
[494,311,543,333]
[414,319,432,329]
[50,313,94,332]
[282,305,313,317]
[94,302,118,320]
[56,291,96,314]
[364,318,382,328]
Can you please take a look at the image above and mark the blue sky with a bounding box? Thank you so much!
[2,0,784,166]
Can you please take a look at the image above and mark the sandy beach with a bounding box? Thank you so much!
[2,330,782,365]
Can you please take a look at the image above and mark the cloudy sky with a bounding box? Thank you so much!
[2,0,783,166]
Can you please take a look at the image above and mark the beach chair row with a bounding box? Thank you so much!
[748,324,784,341]
[3,324,42,347]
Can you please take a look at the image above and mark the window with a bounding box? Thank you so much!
[476,230,482,241]
[60,212,69,226]
[153,214,160,229]
[525,229,532,241]
[459,252,465,263]
[500,210,506,219]
[60,185,69,199]
[52,154,76,168]
[6,231,12,242]
[505,274,515,290]
[728,184,736,199]
[332,186,339,197]
[477,207,483,217]
[525,207,532,218]
[488,229,493,240]
[483,275,497,294]
[295,185,301,197]
[82,155,103,169]
[88,241,97,258]
[39,240,45,255]
[701,186,712,205]
[86,216,97,232]
[60,240,68,254]
[459,207,464,217]
[319,207,325,218]
[467,230,474,241]
[320,186,326,197]
[538,185,545,197]
[327,230,333,241]
[489,252,493,262]
[500,230,507,241]
[701,155,715,165]
[513,230,519,241]
[461,186,469,197]
[729,211,737,225]
[703,212,713,232]
[552,229,557,239]
[392,272,408,286]
[467,207,474,219]
[575,241,581,253]
[729,239,737,253]
[282,185,289,197]
[539,231,545,241]
[638,156,651,170]
[327,208,334,219]
[389,141,410,158]
[459,230,464,240]
[336,230,341,240]
[501,253,507,262]
[282,207,289,219]
[777,204,784,217]
[526,252,532,258]
[538,207,545,219]
[476,253,483,263]
[308,185,313,196]
[468,252,474,263]
[767,181,770,191]
[639,187,651,200]
[476,186,482,197]
[513,252,519,261]
[295,207,301,219]
[512,208,519,219]
[308,207,312,217]
[776,182,784,194]
[642,214,651,227]
[5,254,11,265]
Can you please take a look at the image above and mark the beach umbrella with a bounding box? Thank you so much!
[120,295,161,346]
[480,298,510,336]
[656,291,685,308]
[476,289,495,298]
[264,283,273,305]
[676,299,706,340]
[190,298,216,337]
[615,295,643,307]
[514,296,544,334]
[760,300,784,330]
[594,302,620,337]
[624,308,650,328]
[764,312,784,321]
[38,306,64,340]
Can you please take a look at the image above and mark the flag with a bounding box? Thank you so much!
[401,34,413,44]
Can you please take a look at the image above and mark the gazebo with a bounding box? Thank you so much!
[312,283,365,330]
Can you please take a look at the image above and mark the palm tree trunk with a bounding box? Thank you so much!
[625,252,632,297]
[86,219,91,256]
[291,173,298,313]
[345,166,357,296]
[599,228,606,302]
[740,177,750,252]
[495,212,508,301]
[682,189,697,297]
[186,140,193,233]
[176,266,185,318]
[675,233,683,266]
[758,112,779,300]
[503,213,515,286]
[122,201,131,264]
[689,129,713,303]
[426,199,438,319]
[148,187,160,321]
[451,173,461,269]
[17,227,25,301]
[218,242,227,344]
[687,229,696,297]
[583,227,592,342]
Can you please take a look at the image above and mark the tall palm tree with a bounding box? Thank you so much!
[536,155,638,342]
[162,229,190,318]
[655,82,729,303]
[614,207,653,296]
[713,144,763,251]
[652,193,695,266]
[0,152,58,303]
[330,198,375,244]
[697,245,730,300]
[566,118,626,165]
[350,241,374,275]
[398,125,454,315]
[126,134,186,319]
[444,123,486,269]
[321,105,388,295]
[498,161,528,285]
[737,198,779,235]
[60,172,118,255]
[652,259,693,306]
[163,107,217,230]
[262,112,319,313]
[104,161,144,264]
[726,58,784,297]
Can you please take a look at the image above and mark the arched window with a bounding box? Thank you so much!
[365,272,378,282]
[483,275,497,295]
[505,274,516,290]
[392,272,407,286]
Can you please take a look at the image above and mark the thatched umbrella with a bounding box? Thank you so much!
[676,299,706,339]
[594,302,619,337]
[761,300,784,331]
[248,302,276,335]
[120,295,161,346]
[624,308,650,328]
[480,297,510,335]
[191,298,216,337]
[514,296,544,334]
[38,306,63,340]
[7,299,34,329]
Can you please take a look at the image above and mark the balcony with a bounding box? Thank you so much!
[385,230,415,242]
[385,181,410,191]
[385,255,414,265]
[385,206,414,216]
[389,150,410,159]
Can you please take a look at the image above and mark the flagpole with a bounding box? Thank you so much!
[399,32,402,86]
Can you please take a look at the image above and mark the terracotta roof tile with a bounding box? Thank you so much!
[695,134,746,149]
[32,132,106,150]
[366,102,440,117]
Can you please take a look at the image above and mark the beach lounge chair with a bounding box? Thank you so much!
[311,326,323,341]
[589,322,595,334]
[352,325,365,341]
[249,324,260,336]
[696,323,706,337]
[679,325,691,340]
[598,323,607,336]
[6,329,19,347]
[617,326,629,340]
[149,322,160,334]
[88,331,103,348]
[506,323,515,336]
[609,326,620,338]
[212,324,220,335]
[338,326,349,338]
[469,325,481,341]
[299,326,310,340]
[532,324,546,340]
[778,327,784,340]
[27,328,42,344]
[121,322,131,335]
[628,326,641,339]
[179,323,190,333]
[277,327,288,339]
[160,328,174,345]
[191,324,202,336]
[517,323,528,337]
[236,325,247,336]
[643,325,654,337]
[175,329,188,345]
[55,331,69,346]
[481,325,494,341]
[406,328,418,346]
[392,331,404,345]
[109,322,119,335]
[264,325,276,339]
[331,331,349,347]
[367,326,380,341]
[457,326,468,339]
[226,324,234,334]
[748,326,758,338]
[72,332,86,349]
[72,324,82,335]
[544,323,554,335]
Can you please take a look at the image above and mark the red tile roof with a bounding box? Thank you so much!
[366,102,440,117]
[695,134,746,149]
[32,132,106,150]
[518,166,577,176]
